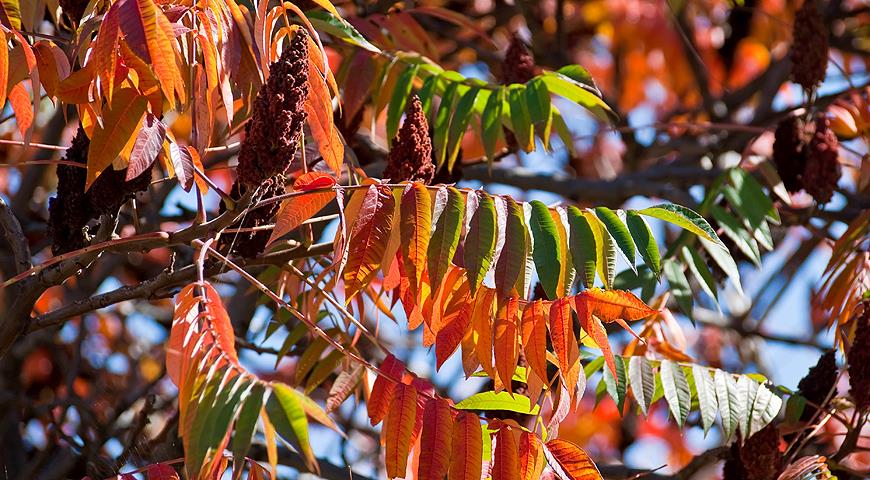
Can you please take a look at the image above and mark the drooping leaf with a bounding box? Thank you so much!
[521,300,549,387]
[455,391,540,415]
[628,356,654,415]
[663,259,693,318]
[400,182,432,297]
[493,298,520,390]
[492,426,520,480]
[681,246,719,304]
[625,211,661,277]
[418,398,454,480]
[567,207,597,288]
[266,384,316,472]
[748,383,782,439]
[428,186,465,287]
[125,113,165,181]
[305,54,344,175]
[659,360,690,427]
[464,192,497,295]
[594,207,636,273]
[637,203,724,249]
[724,168,781,225]
[85,87,148,189]
[449,412,483,480]
[714,369,740,441]
[447,87,480,169]
[701,237,743,295]
[386,65,420,142]
[384,383,418,478]
[481,87,505,162]
[518,432,545,480]
[710,205,762,265]
[344,184,395,300]
[368,354,406,426]
[433,81,459,167]
[507,86,534,152]
[231,383,266,463]
[602,355,627,411]
[543,439,602,480]
[327,365,363,413]
[692,365,718,435]
[495,197,527,300]
[529,201,562,300]
[550,297,580,391]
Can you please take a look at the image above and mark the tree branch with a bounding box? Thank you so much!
[0,196,31,276]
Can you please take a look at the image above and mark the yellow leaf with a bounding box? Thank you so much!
[85,88,148,189]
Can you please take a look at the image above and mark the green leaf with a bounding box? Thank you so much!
[567,206,597,288]
[638,204,724,249]
[710,205,762,265]
[714,369,740,441]
[725,168,781,225]
[428,186,464,287]
[433,81,459,167]
[386,64,420,143]
[418,75,438,120]
[528,200,562,299]
[232,382,266,461]
[660,360,691,426]
[595,207,636,273]
[295,337,329,385]
[748,383,782,438]
[539,71,615,123]
[701,237,743,295]
[495,197,527,300]
[603,356,627,411]
[306,11,380,53]
[455,391,541,415]
[681,246,719,305]
[525,78,552,148]
[481,87,504,162]
[626,211,661,277]
[447,87,480,170]
[663,259,693,318]
[555,65,597,91]
[628,356,655,415]
[190,374,250,477]
[507,86,534,152]
[464,192,497,295]
[305,350,344,393]
[691,365,718,435]
[266,384,314,468]
[584,355,605,379]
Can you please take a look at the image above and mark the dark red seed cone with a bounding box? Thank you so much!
[790,0,829,92]
[48,127,93,255]
[218,178,284,258]
[848,301,870,411]
[797,349,837,420]
[383,95,435,184]
[237,30,309,187]
[722,424,783,480]
[772,116,808,193]
[802,116,841,204]
[501,34,537,85]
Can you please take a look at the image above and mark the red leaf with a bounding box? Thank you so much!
[471,288,496,378]
[368,354,406,426]
[492,426,520,480]
[449,412,483,480]
[543,439,602,480]
[417,398,453,480]
[494,297,520,390]
[8,83,32,138]
[125,113,165,181]
[521,300,549,386]
[343,184,395,301]
[436,300,472,369]
[549,297,580,390]
[267,173,337,246]
[384,383,419,479]
[146,463,180,480]
[167,142,195,192]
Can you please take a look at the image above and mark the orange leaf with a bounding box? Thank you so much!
[56,63,95,105]
[436,300,472,369]
[117,0,185,106]
[368,354,406,426]
[8,83,32,138]
[417,398,453,480]
[449,412,482,480]
[426,265,465,345]
[494,297,520,391]
[400,182,432,298]
[549,297,580,391]
[543,439,602,480]
[521,300,549,385]
[0,27,7,112]
[492,426,520,480]
[343,184,395,301]
[267,173,336,246]
[33,40,70,98]
[518,432,544,480]
[471,288,496,378]
[384,383,419,479]
[304,53,344,174]
[85,87,148,189]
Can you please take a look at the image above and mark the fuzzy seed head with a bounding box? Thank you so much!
[802,116,841,204]
[772,116,808,193]
[502,34,536,85]
[848,302,870,411]
[790,0,829,91]
[383,95,435,184]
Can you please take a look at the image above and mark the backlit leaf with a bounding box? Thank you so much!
[418,398,454,480]
[84,88,147,189]
[464,192,497,295]
[492,426,520,480]
[449,412,483,480]
[305,55,344,175]
[386,64,419,142]
[529,201,562,300]
[507,86,534,152]
[519,432,545,480]
[660,360,690,426]
[692,365,718,435]
[495,197,527,300]
[384,383,418,478]
[628,356,654,415]
[594,207,636,273]
[494,298,520,390]
[521,300,549,387]
[268,173,337,246]
[428,186,464,287]
[455,391,540,415]
[543,439,602,480]
[368,354,406,426]
[714,369,740,441]
[625,211,661,277]
[602,355,627,411]
[550,297,580,390]
[344,184,395,300]
[266,384,316,472]
[567,206,597,288]
[637,203,723,248]
[401,182,432,297]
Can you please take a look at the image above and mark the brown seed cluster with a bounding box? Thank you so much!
[802,116,841,204]
[772,116,808,193]
[848,301,870,411]
[797,349,837,420]
[722,424,783,480]
[790,0,829,92]
[224,31,310,257]
[236,30,309,187]
[48,127,152,255]
[501,34,537,85]
[383,95,435,184]
[771,114,840,204]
